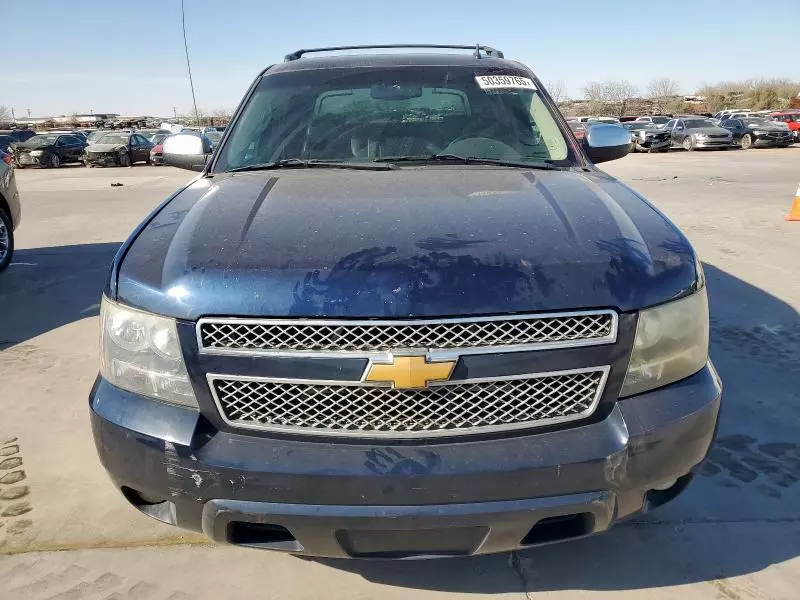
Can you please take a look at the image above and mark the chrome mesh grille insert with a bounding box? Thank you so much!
[199,312,615,354]
[209,369,607,437]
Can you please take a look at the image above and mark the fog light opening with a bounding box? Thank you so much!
[521,513,595,546]
[645,473,694,511]
[120,486,177,525]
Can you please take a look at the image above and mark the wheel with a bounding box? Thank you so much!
[682,136,694,151]
[0,207,14,272]
[48,153,61,168]
[740,134,752,150]
[119,152,131,167]
[145,155,152,165]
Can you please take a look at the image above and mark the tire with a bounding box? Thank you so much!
[0,207,14,273]
[48,153,61,168]
[682,136,694,151]
[119,152,131,167]
[740,134,753,150]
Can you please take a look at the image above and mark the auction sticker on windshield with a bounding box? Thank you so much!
[475,75,536,90]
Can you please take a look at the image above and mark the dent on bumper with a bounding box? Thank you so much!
[90,363,721,557]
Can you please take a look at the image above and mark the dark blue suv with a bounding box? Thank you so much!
[90,45,721,559]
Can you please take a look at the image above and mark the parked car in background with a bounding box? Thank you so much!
[86,130,111,145]
[586,117,621,125]
[82,132,154,167]
[149,131,172,145]
[634,115,671,128]
[714,109,752,119]
[665,117,732,150]
[622,122,671,152]
[149,142,165,165]
[13,133,87,168]
[0,129,37,144]
[770,112,800,141]
[721,117,793,149]
[0,147,21,271]
[201,126,225,135]
[567,120,586,140]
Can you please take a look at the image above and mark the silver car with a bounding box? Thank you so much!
[0,148,21,271]
[664,117,733,151]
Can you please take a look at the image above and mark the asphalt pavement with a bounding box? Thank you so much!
[0,150,798,599]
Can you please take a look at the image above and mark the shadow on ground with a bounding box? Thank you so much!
[0,242,120,347]
[316,262,800,593]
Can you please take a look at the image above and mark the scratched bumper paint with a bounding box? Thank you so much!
[89,364,721,557]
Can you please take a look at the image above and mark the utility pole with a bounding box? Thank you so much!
[173,106,177,118]
[11,107,15,121]
[27,108,31,117]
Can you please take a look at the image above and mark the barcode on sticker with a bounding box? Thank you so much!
[475,75,536,90]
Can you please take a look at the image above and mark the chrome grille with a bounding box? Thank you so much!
[198,312,616,356]
[209,368,608,437]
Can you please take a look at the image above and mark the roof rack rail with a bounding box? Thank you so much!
[284,44,504,62]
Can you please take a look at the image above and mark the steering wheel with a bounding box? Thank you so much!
[439,137,521,160]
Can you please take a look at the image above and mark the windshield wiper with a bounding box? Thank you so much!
[373,153,563,170]
[227,158,395,173]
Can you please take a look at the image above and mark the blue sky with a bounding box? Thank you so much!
[2,0,793,117]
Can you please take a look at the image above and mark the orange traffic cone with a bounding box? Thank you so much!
[786,184,800,221]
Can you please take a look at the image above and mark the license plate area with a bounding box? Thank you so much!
[336,526,489,558]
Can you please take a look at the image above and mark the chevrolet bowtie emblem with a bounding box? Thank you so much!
[364,356,456,389]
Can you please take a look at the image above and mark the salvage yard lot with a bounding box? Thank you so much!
[1,150,799,599]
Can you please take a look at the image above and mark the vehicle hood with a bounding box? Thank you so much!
[117,168,698,320]
[88,143,126,152]
[690,127,731,135]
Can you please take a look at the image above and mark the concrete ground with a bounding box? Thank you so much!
[0,150,798,599]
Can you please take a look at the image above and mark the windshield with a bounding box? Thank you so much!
[97,134,130,145]
[26,135,59,147]
[623,123,655,130]
[151,133,169,144]
[214,66,575,172]
[684,119,716,129]
[650,116,669,124]
[740,118,770,127]
[88,130,108,141]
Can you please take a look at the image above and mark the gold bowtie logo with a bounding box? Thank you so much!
[364,356,456,389]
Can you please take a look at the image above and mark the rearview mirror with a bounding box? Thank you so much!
[162,133,211,171]
[583,124,631,164]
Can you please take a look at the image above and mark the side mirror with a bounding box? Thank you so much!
[582,124,631,164]
[162,134,211,172]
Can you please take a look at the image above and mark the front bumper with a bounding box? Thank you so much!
[636,137,671,150]
[15,153,42,166]
[753,134,792,146]
[90,363,721,558]
[694,138,732,148]
[84,153,122,167]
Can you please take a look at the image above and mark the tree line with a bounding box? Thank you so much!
[549,78,800,117]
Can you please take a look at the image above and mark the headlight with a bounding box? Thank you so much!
[754,130,767,136]
[694,134,707,139]
[621,286,709,397]
[29,150,43,156]
[99,297,197,407]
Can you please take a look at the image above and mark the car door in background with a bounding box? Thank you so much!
[63,135,86,161]
[134,134,154,162]
[723,119,744,142]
